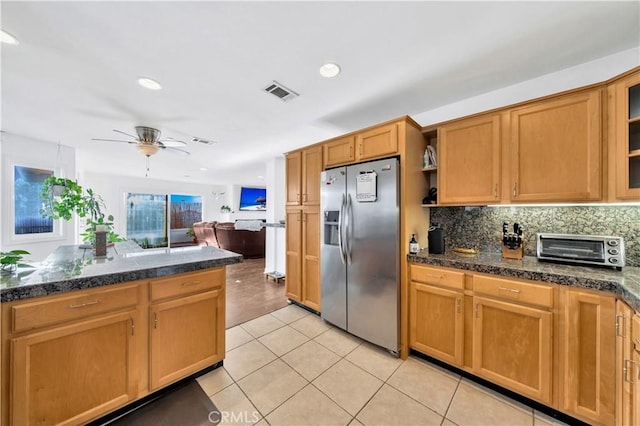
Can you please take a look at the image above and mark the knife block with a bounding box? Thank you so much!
[502,233,524,260]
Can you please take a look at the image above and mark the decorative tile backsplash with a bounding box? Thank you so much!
[430,206,640,267]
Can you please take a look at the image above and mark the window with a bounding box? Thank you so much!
[169,194,202,247]
[14,166,53,235]
[126,193,168,249]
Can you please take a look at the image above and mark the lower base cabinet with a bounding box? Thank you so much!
[409,263,621,426]
[150,289,224,390]
[11,310,139,426]
[472,295,553,405]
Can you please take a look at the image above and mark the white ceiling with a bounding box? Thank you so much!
[2,1,639,186]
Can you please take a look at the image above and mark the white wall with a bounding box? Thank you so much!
[224,184,268,223]
[265,156,286,274]
[1,133,77,261]
[82,171,232,238]
[413,48,640,126]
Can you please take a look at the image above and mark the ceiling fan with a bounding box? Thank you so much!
[92,126,190,176]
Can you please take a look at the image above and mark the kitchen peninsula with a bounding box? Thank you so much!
[1,242,242,425]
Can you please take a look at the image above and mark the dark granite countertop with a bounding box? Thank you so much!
[408,250,640,311]
[0,241,243,303]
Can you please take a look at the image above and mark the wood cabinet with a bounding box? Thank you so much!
[149,269,225,390]
[4,283,141,426]
[611,69,640,199]
[286,146,322,206]
[559,289,615,425]
[472,290,553,404]
[438,114,501,205]
[409,265,465,366]
[323,135,355,168]
[285,207,320,311]
[509,89,603,202]
[1,268,226,425]
[356,122,399,161]
[322,121,400,170]
[616,300,640,426]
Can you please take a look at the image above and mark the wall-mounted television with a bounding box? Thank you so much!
[239,187,267,211]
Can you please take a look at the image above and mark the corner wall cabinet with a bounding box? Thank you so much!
[611,69,640,199]
[1,269,226,425]
[409,263,619,425]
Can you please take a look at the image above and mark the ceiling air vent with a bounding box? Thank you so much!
[264,81,299,102]
[191,137,216,145]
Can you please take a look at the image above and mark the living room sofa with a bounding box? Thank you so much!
[192,221,265,258]
[214,222,265,259]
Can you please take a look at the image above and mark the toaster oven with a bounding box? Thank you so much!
[536,233,625,270]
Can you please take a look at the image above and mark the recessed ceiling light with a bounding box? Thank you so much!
[1,30,19,45]
[257,175,264,180]
[137,77,162,90]
[319,63,341,78]
[200,167,208,171]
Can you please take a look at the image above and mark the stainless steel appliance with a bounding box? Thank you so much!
[320,157,399,354]
[536,233,625,269]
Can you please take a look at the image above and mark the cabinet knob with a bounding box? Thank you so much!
[512,183,518,197]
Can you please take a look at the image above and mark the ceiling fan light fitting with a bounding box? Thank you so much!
[0,30,19,45]
[137,144,160,156]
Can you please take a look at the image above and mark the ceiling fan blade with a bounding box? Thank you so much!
[161,146,190,156]
[160,138,187,147]
[91,138,137,144]
[112,129,139,140]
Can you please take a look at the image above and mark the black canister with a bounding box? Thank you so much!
[428,224,445,254]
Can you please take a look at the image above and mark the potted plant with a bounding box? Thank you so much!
[0,249,30,274]
[220,205,232,213]
[40,177,125,244]
[186,227,197,243]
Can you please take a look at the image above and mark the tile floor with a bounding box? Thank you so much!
[197,304,570,426]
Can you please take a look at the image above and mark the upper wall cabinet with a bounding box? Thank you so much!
[611,69,640,200]
[509,89,602,202]
[323,135,355,168]
[286,146,322,206]
[438,114,501,205]
[322,122,399,169]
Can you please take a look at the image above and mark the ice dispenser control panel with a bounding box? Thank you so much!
[324,210,340,246]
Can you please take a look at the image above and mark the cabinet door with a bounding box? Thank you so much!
[150,289,224,390]
[510,89,602,202]
[11,310,139,426]
[439,114,501,204]
[324,135,355,168]
[472,296,552,404]
[561,291,615,425]
[613,71,640,199]
[302,146,322,206]
[616,300,634,426]
[301,208,320,311]
[410,282,464,366]
[356,123,398,161]
[286,151,302,205]
[285,209,302,301]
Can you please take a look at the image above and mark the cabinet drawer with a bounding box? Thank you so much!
[410,265,465,290]
[11,284,138,333]
[473,275,553,308]
[150,268,224,301]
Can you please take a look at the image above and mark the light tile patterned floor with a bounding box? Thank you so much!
[197,304,570,426]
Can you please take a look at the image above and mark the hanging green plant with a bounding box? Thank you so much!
[40,177,125,243]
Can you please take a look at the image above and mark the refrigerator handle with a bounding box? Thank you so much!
[338,193,347,264]
[346,193,353,265]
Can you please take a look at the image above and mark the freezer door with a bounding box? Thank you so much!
[320,167,347,329]
[345,158,399,352]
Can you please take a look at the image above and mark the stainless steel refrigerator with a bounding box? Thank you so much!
[320,157,399,354]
